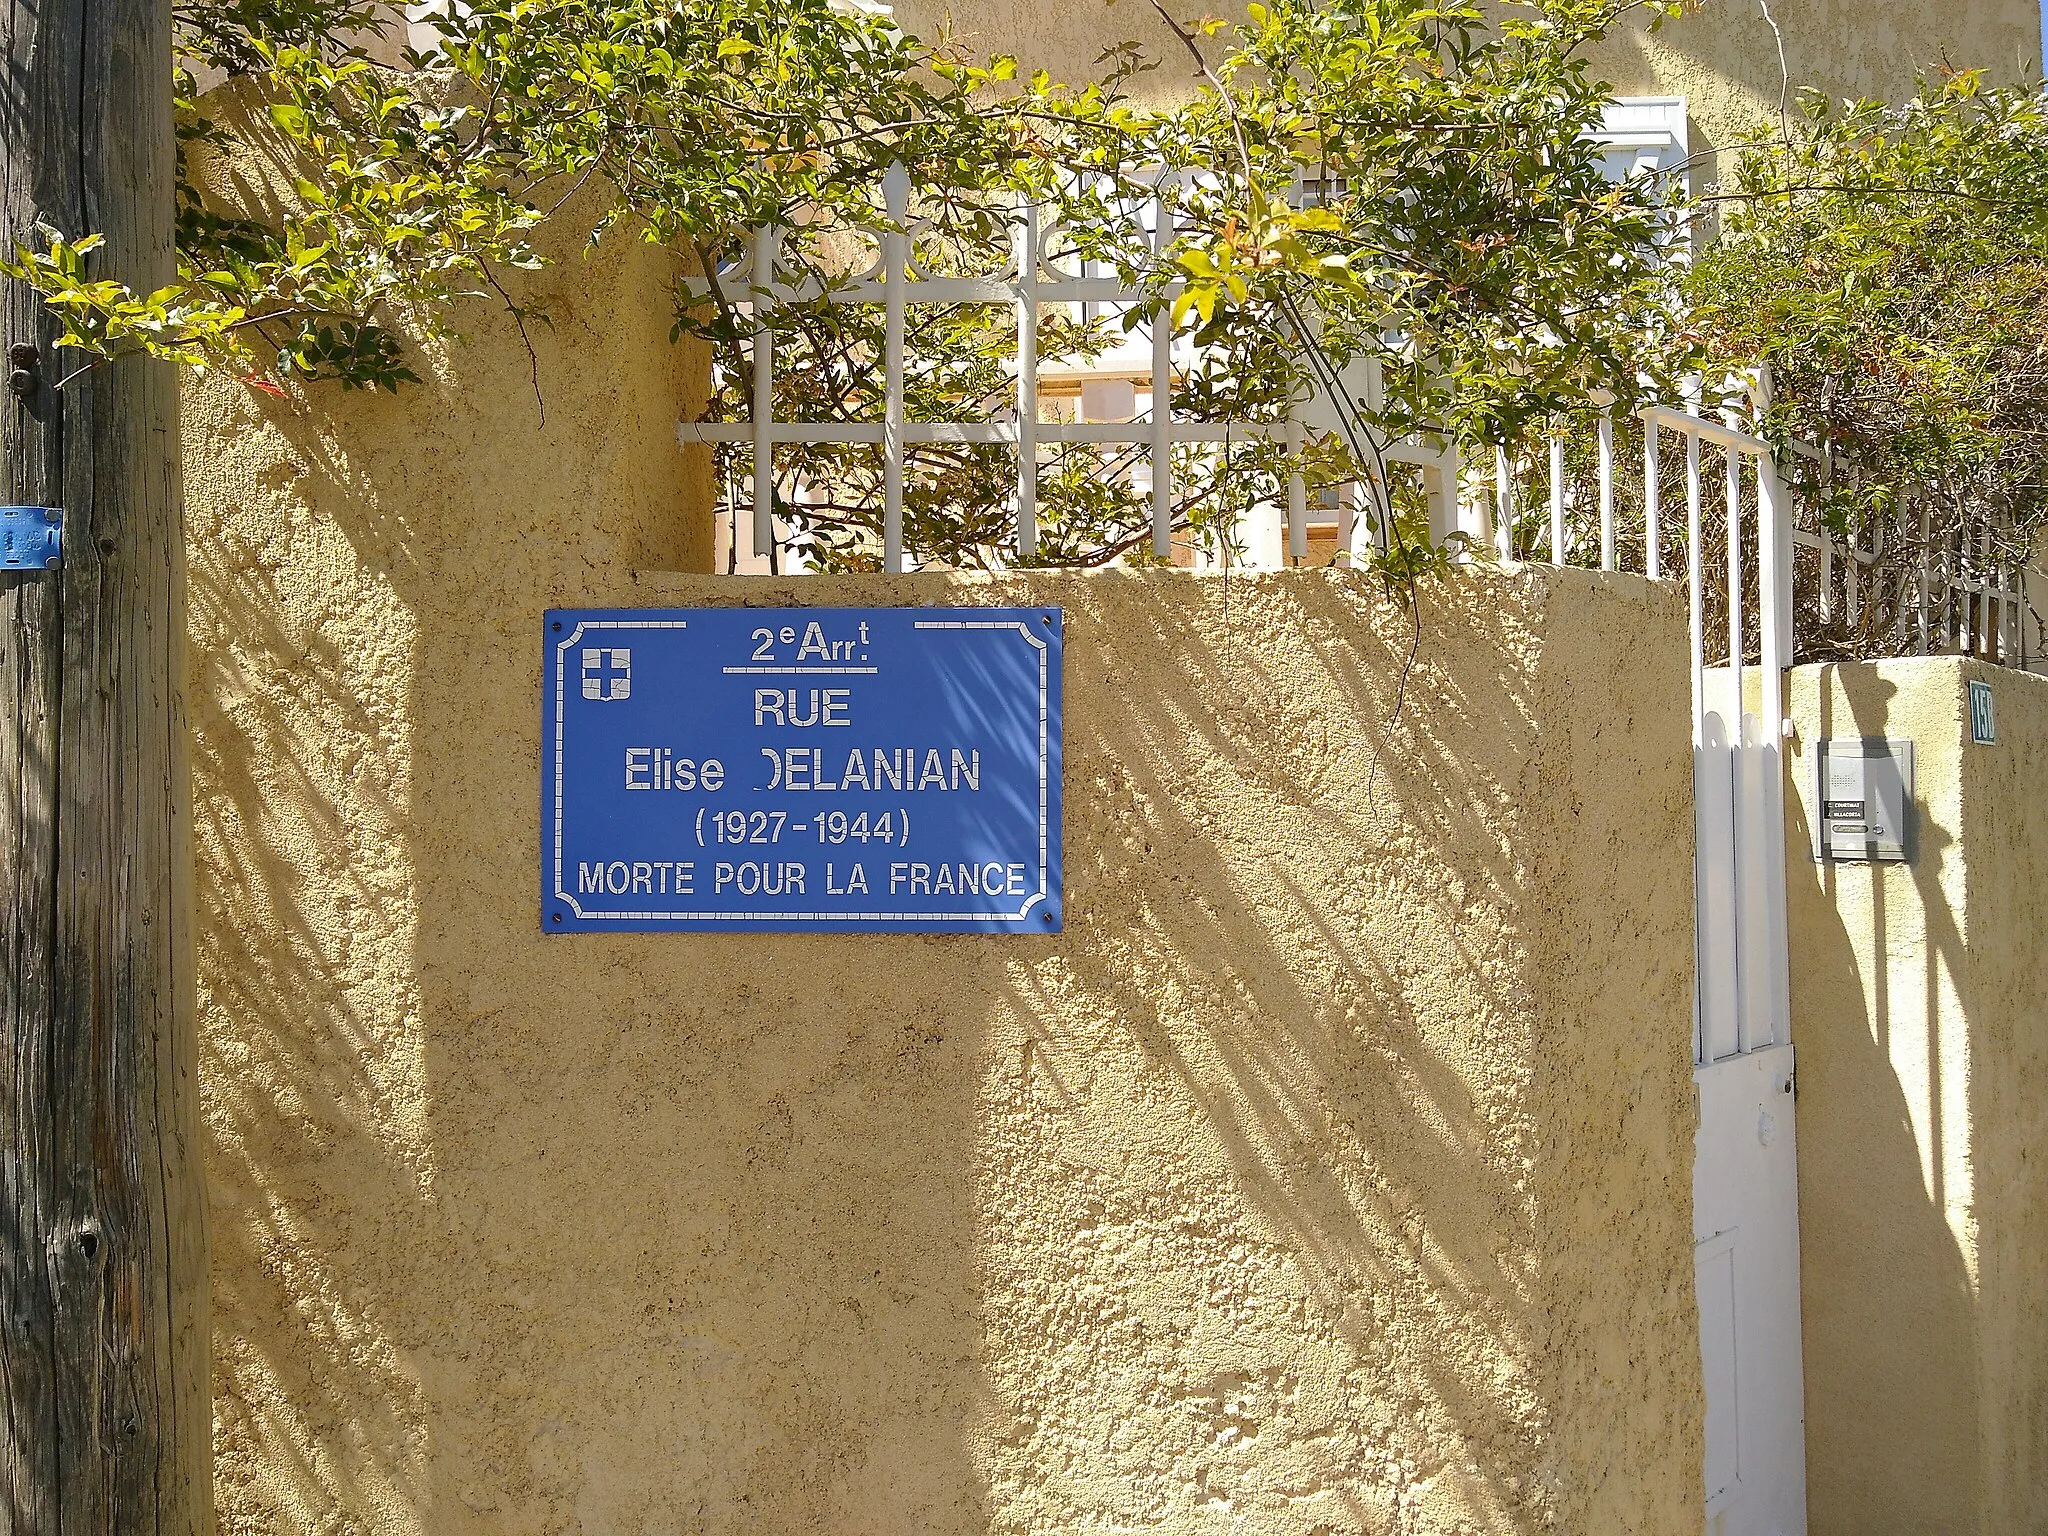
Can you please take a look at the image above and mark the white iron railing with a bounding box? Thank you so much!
[1779,435,2027,665]
[676,163,1462,574]
[1490,390,1791,1067]
[1466,395,2029,672]
[1650,398,1793,1066]
[678,170,2031,671]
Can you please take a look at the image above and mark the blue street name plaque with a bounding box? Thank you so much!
[542,606,1062,932]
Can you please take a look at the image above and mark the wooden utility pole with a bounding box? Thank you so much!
[0,0,211,1525]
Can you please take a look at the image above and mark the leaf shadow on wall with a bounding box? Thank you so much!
[188,502,441,1532]
[975,570,1690,1533]
[1789,669,1978,1536]
[186,202,712,1532]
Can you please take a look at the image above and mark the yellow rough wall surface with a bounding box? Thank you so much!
[1786,659,2048,1536]
[907,0,2039,153]
[1584,0,2039,156]
[182,334,1704,1536]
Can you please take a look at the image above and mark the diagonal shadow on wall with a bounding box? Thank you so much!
[188,324,1702,1536]
[970,569,1698,1534]
[1787,665,1978,1536]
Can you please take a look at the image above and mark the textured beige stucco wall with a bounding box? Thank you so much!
[890,0,1209,100]
[1956,662,2048,1536]
[1584,0,2041,159]
[904,0,2041,144]
[180,180,712,1529]
[182,316,1706,1536]
[1785,658,2048,1536]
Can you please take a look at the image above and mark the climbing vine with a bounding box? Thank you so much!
[4,0,1692,571]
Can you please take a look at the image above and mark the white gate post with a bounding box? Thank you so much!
[1150,184,1176,561]
[1014,203,1039,561]
[1687,377,1808,1536]
[751,226,779,561]
[1751,371,1793,1051]
[882,163,910,574]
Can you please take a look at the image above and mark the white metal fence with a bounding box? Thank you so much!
[1779,434,2028,665]
[676,163,1462,575]
[679,165,2032,671]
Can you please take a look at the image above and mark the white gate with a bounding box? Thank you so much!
[1652,400,1809,1535]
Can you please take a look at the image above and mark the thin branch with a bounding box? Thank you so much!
[1755,0,1793,150]
[479,258,545,426]
[1700,182,2047,209]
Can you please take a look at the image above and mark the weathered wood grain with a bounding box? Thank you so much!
[0,0,211,1527]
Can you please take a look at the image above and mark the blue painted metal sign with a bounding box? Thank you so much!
[541,606,1062,932]
[0,506,61,570]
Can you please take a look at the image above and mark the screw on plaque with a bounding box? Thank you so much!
[7,343,38,398]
